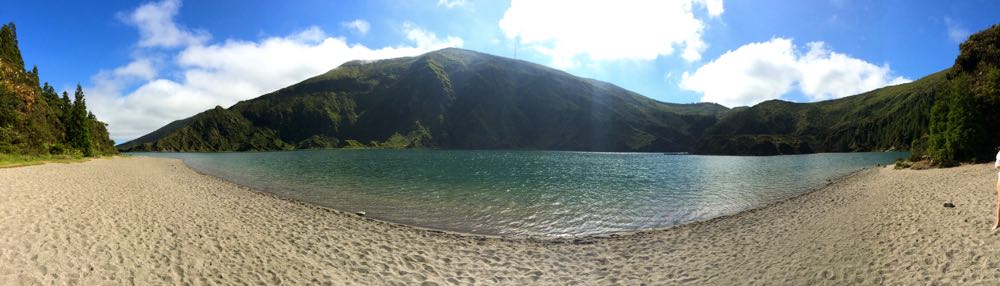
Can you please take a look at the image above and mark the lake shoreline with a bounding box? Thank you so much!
[2,156,998,284]
[140,149,907,236]
[177,152,878,240]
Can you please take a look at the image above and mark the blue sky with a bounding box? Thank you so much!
[2,0,998,142]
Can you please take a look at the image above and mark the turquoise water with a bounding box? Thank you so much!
[136,150,907,236]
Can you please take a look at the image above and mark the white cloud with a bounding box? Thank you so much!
[944,17,970,44]
[113,59,157,80]
[680,38,910,107]
[498,0,721,68]
[89,0,464,143]
[437,0,466,8]
[679,39,799,107]
[797,42,911,101]
[342,19,371,35]
[696,0,724,17]
[123,0,209,48]
[88,58,157,104]
[403,22,464,48]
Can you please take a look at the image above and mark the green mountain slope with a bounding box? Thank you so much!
[121,23,1000,158]
[694,70,946,155]
[694,23,1000,160]
[119,48,728,152]
[0,22,116,157]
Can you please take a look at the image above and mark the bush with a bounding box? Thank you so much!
[0,142,15,154]
[894,159,911,170]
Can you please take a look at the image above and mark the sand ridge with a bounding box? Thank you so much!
[2,156,1000,284]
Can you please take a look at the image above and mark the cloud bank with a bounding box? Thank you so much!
[498,0,722,68]
[89,0,463,143]
[680,38,910,107]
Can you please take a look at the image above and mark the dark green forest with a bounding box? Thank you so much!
[923,24,1000,166]
[0,22,116,158]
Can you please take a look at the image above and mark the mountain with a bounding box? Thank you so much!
[694,23,1000,162]
[693,70,945,155]
[119,48,729,152]
[122,23,1000,162]
[0,22,116,157]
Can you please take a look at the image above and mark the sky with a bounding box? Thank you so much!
[2,0,998,143]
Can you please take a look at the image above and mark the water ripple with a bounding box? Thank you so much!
[138,150,907,236]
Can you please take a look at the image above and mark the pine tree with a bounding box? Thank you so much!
[1,21,116,156]
[927,75,986,165]
[60,91,71,113]
[66,84,93,156]
[41,83,60,112]
[0,22,24,70]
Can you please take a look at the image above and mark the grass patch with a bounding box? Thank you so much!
[893,159,911,170]
[0,153,90,168]
[893,158,932,170]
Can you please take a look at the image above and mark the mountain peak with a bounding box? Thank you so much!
[120,48,728,152]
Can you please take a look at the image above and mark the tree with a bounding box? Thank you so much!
[1,21,117,156]
[927,75,986,166]
[60,91,71,113]
[41,82,61,112]
[0,22,24,70]
[922,24,1000,165]
[66,84,93,156]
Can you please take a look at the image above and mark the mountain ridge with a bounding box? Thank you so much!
[120,22,1000,161]
[693,70,945,155]
[119,48,728,152]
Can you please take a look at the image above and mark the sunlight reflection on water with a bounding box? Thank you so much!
[137,150,907,236]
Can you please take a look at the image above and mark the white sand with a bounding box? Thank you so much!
[2,156,1000,284]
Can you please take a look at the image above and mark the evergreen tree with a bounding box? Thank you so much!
[928,75,989,165]
[1,21,117,156]
[67,84,93,156]
[0,84,21,153]
[923,24,1000,165]
[0,22,24,70]
[58,90,72,134]
[60,91,71,113]
[40,83,61,112]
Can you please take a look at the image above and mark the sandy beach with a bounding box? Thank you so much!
[2,156,1000,284]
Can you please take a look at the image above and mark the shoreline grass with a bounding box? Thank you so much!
[0,153,124,168]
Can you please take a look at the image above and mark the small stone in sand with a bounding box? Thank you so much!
[944,203,955,208]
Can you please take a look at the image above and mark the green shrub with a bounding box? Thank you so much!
[893,159,911,170]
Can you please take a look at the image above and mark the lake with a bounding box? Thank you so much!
[136,150,907,236]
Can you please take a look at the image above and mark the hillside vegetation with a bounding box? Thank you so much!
[923,24,1000,165]
[0,22,116,158]
[121,23,1000,165]
[693,70,944,155]
[119,48,727,152]
[694,23,1000,164]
